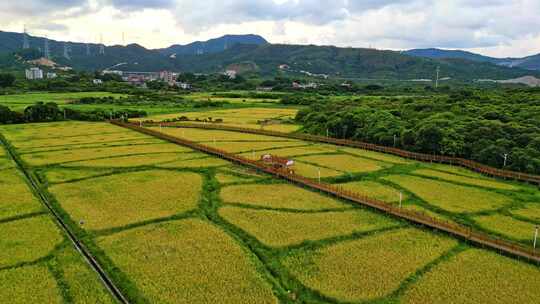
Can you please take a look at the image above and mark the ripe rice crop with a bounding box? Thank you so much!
[215,173,254,184]
[239,145,338,159]
[282,228,457,302]
[20,138,164,154]
[219,206,398,247]
[0,265,62,303]
[297,154,387,174]
[221,184,348,210]
[413,169,518,190]
[383,175,512,213]
[55,246,116,303]
[206,141,302,153]
[401,249,540,304]
[12,133,150,151]
[49,170,202,230]
[157,156,229,169]
[0,216,63,267]
[340,181,406,203]
[0,168,43,220]
[474,214,537,241]
[63,153,183,168]
[429,164,485,178]
[293,162,343,178]
[21,144,191,166]
[510,203,540,221]
[0,122,125,143]
[44,168,115,184]
[153,127,296,143]
[340,147,411,164]
[97,219,277,303]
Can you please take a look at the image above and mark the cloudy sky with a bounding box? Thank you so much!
[1,0,539,57]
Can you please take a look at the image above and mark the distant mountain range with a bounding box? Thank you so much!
[1,30,539,82]
[405,48,540,71]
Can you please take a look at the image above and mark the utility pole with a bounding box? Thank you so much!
[393,134,397,147]
[326,128,329,138]
[534,226,538,250]
[399,192,403,208]
[503,153,509,167]
[318,168,321,184]
[435,66,440,89]
[23,25,30,49]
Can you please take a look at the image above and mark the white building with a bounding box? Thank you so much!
[25,67,44,80]
[177,82,191,90]
[46,72,57,79]
[93,79,103,85]
[224,70,237,79]
[159,71,177,86]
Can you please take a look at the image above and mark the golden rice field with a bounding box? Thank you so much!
[297,154,388,174]
[97,219,278,303]
[510,203,540,221]
[474,214,537,241]
[283,228,458,302]
[49,170,202,230]
[219,206,398,247]
[413,168,518,190]
[0,216,63,267]
[402,249,540,304]
[153,126,298,143]
[384,175,512,213]
[0,266,63,303]
[220,183,349,210]
[2,120,540,303]
[340,180,406,203]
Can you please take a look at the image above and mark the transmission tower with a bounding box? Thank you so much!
[44,38,51,59]
[435,66,440,88]
[63,42,71,60]
[86,43,91,56]
[99,34,105,55]
[23,25,30,49]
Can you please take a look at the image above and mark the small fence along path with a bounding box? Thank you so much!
[113,121,540,264]
[145,121,540,186]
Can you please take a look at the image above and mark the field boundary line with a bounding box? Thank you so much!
[113,121,540,263]
[0,133,130,304]
[149,122,540,186]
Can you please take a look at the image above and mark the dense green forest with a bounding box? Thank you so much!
[296,88,540,174]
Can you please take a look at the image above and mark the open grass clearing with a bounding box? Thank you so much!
[297,154,388,174]
[474,214,537,241]
[97,219,277,303]
[384,175,512,213]
[219,206,398,247]
[0,265,62,303]
[221,183,348,210]
[413,169,518,191]
[339,180,407,203]
[49,170,202,230]
[402,249,540,304]
[283,228,457,302]
[340,147,412,165]
[0,216,63,267]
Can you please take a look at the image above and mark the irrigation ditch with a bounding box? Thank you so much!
[0,133,130,304]
[114,120,540,264]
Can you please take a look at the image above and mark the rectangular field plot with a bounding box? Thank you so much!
[63,153,185,168]
[157,156,229,169]
[384,175,513,213]
[474,214,537,241]
[239,145,338,159]
[153,127,298,143]
[0,216,64,268]
[340,147,412,164]
[19,138,163,154]
[49,170,202,231]
[21,143,192,166]
[0,167,43,220]
[206,141,303,153]
[297,154,389,174]
[510,203,540,222]
[43,167,116,184]
[219,206,398,247]
[282,228,457,302]
[0,266,63,303]
[0,122,126,143]
[401,249,540,304]
[221,184,349,210]
[412,169,518,191]
[97,219,277,303]
[339,180,406,203]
